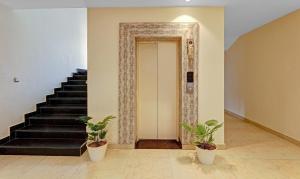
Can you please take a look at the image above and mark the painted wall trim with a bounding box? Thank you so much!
[225,110,300,147]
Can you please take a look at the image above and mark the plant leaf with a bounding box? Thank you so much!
[208,134,214,144]
[205,119,219,126]
[88,132,98,137]
[181,122,194,133]
[210,123,223,133]
[195,124,206,136]
[88,136,94,140]
[98,115,116,125]
[99,130,107,139]
[85,115,115,142]
[78,116,92,124]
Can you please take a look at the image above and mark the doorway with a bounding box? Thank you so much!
[119,23,199,146]
[136,38,181,149]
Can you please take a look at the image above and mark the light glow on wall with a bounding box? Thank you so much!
[172,15,197,22]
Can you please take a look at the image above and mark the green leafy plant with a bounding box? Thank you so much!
[79,115,116,146]
[182,119,223,150]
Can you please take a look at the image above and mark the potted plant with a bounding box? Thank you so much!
[79,115,116,161]
[182,119,223,165]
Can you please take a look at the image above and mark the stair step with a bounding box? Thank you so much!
[67,80,86,85]
[69,75,87,80]
[15,125,87,139]
[48,97,87,105]
[0,138,87,156]
[0,69,88,156]
[63,85,87,91]
[27,114,85,125]
[56,91,87,97]
[76,69,87,75]
[39,105,87,114]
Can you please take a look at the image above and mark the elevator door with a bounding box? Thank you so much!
[137,41,178,140]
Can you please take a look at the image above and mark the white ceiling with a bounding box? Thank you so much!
[1,0,300,49]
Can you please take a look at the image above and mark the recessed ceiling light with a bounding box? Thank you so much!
[185,0,191,2]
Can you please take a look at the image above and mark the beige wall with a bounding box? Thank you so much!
[225,10,300,141]
[88,7,224,144]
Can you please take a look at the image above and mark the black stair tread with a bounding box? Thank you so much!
[39,105,87,109]
[68,80,86,82]
[57,90,87,93]
[0,138,86,149]
[63,84,87,87]
[16,125,86,133]
[55,90,86,98]
[73,77,87,80]
[75,72,87,76]
[77,68,87,72]
[61,85,87,91]
[71,75,87,78]
[49,97,87,100]
[28,114,83,119]
[34,113,85,116]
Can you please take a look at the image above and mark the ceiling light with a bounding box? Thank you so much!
[185,0,191,2]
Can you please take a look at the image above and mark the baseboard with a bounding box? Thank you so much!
[225,110,245,120]
[108,144,135,149]
[24,111,37,118]
[225,109,300,147]
[10,122,25,132]
[182,144,226,150]
[0,136,10,145]
[245,119,300,147]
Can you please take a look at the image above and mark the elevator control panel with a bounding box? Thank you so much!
[186,71,194,94]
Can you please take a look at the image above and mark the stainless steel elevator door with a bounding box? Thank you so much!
[137,41,178,140]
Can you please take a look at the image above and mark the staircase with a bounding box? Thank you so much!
[0,69,88,156]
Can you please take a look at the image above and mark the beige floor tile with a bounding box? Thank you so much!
[0,113,300,179]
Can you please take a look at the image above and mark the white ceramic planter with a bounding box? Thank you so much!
[196,146,216,165]
[87,142,108,161]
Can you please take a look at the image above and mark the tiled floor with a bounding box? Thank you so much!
[0,113,300,179]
